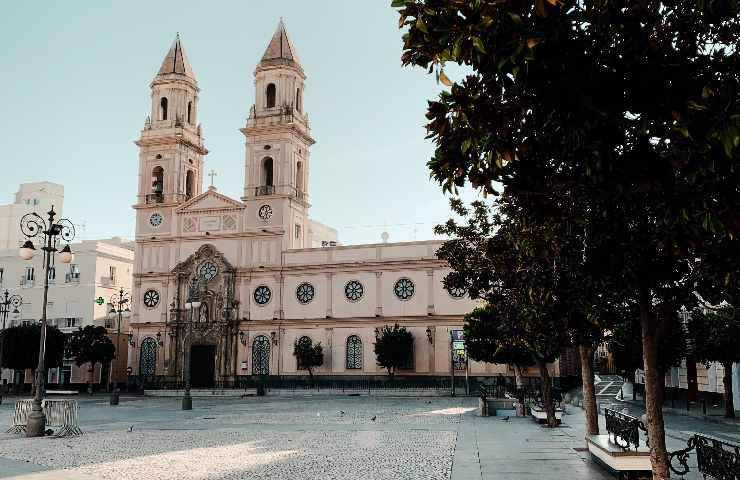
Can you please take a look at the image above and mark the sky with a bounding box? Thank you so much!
[0,1,476,245]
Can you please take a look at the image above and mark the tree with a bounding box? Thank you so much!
[65,326,115,391]
[395,2,740,476]
[1,324,65,371]
[374,324,414,380]
[688,306,740,418]
[293,336,324,380]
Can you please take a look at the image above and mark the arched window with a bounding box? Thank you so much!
[252,335,270,375]
[296,88,302,112]
[185,170,194,199]
[346,335,362,370]
[160,97,168,121]
[152,166,164,194]
[140,337,158,376]
[296,162,303,193]
[262,157,274,187]
[187,101,193,124]
[266,83,276,108]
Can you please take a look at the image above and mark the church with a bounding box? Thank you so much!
[128,22,493,387]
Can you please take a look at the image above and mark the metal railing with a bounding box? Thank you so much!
[605,408,646,451]
[135,375,467,392]
[669,433,739,479]
[145,193,164,204]
[255,186,275,196]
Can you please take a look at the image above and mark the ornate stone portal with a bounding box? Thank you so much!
[169,244,238,385]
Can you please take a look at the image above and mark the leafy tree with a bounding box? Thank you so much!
[65,326,115,390]
[1,324,65,371]
[395,1,739,476]
[374,324,414,380]
[688,306,740,418]
[292,336,324,380]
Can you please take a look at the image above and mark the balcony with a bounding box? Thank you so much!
[100,276,114,287]
[145,193,164,204]
[65,273,80,284]
[255,185,275,196]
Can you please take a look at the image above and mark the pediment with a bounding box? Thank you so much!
[177,187,244,213]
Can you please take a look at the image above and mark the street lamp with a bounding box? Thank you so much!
[0,290,22,405]
[182,298,201,411]
[19,206,75,437]
[107,288,131,406]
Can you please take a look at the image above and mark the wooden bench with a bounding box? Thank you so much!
[6,399,82,437]
[586,408,650,479]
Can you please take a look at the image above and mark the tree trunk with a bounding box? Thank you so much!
[513,364,525,405]
[579,344,599,436]
[535,358,557,428]
[722,361,735,419]
[639,288,670,479]
[514,364,524,388]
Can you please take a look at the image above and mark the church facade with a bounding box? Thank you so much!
[128,23,503,387]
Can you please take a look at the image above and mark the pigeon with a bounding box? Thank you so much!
[500,416,510,422]
[370,415,377,422]
[128,425,134,432]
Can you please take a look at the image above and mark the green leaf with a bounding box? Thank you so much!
[473,38,487,54]
[416,17,428,33]
[390,0,407,7]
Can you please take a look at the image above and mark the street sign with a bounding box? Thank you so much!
[451,330,465,341]
[95,297,105,305]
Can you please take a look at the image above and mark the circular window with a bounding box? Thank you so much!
[143,289,160,308]
[296,282,315,304]
[344,280,364,302]
[199,261,218,281]
[149,213,163,228]
[449,286,467,299]
[394,278,415,301]
[254,285,272,306]
[258,204,273,221]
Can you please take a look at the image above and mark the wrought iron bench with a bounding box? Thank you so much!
[586,408,651,479]
[6,399,82,437]
[669,433,739,480]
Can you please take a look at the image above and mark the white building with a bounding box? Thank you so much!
[126,24,565,388]
[0,235,134,386]
[0,182,64,250]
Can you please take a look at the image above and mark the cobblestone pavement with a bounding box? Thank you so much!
[0,394,737,479]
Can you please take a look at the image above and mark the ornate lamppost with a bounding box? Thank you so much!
[0,290,23,405]
[181,297,200,411]
[107,288,131,406]
[19,206,75,437]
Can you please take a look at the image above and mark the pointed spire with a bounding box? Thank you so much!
[156,34,196,81]
[260,20,302,70]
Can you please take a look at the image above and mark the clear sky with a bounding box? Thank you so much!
[0,1,473,245]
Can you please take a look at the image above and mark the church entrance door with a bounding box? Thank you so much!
[190,345,216,388]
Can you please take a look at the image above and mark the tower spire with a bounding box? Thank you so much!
[260,20,302,73]
[156,34,196,82]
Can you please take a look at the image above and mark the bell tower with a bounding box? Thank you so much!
[241,20,314,250]
[134,34,208,238]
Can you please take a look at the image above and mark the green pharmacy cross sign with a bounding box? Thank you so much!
[95,297,105,306]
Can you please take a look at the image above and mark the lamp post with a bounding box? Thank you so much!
[181,299,200,410]
[0,290,23,405]
[107,288,131,406]
[19,206,75,437]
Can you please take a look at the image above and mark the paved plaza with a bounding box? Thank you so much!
[0,394,737,479]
